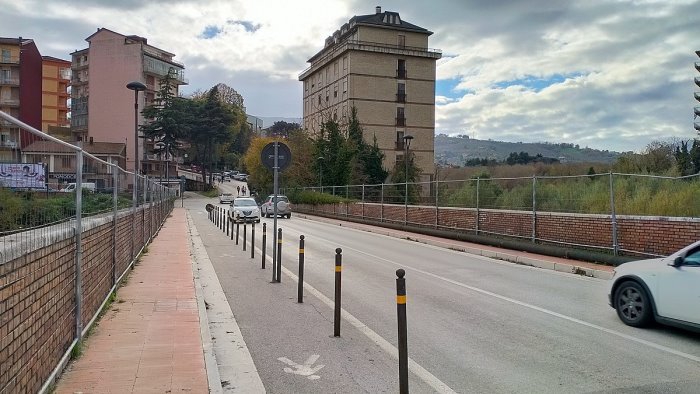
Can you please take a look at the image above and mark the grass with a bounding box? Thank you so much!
[197,187,220,198]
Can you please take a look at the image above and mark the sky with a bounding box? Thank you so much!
[2,0,700,153]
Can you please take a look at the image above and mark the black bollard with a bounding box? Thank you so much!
[243,223,247,251]
[251,223,256,259]
[261,223,266,269]
[230,218,234,240]
[396,269,408,394]
[276,228,282,283]
[236,222,240,245]
[226,211,230,236]
[298,235,305,303]
[334,248,342,337]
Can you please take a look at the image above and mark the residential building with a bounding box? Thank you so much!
[22,139,126,190]
[41,56,71,139]
[70,28,187,174]
[298,6,441,180]
[0,37,42,162]
[247,114,263,133]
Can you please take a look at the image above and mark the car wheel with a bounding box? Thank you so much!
[614,281,653,327]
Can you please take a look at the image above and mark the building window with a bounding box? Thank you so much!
[398,35,405,48]
[334,61,338,76]
[61,156,73,168]
[334,84,338,98]
[343,56,347,70]
[397,83,406,103]
[396,107,405,126]
[318,95,321,105]
[1,49,10,62]
[396,131,405,150]
[343,80,347,93]
[397,59,406,79]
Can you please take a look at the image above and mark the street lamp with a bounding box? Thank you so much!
[126,81,146,208]
[317,156,324,192]
[403,134,413,224]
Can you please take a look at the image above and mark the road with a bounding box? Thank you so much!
[186,191,700,393]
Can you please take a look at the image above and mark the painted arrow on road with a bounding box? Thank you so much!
[278,354,324,380]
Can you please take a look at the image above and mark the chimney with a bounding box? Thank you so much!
[375,6,381,14]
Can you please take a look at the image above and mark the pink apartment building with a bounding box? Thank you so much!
[70,28,187,173]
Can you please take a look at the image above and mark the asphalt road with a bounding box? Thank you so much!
[186,193,700,393]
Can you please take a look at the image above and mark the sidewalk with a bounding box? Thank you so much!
[55,208,209,394]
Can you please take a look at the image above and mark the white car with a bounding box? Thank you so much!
[607,241,700,331]
[228,197,261,223]
[219,192,235,204]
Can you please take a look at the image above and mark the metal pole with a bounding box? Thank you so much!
[298,235,305,303]
[361,184,365,220]
[396,269,408,394]
[380,183,384,223]
[272,141,279,282]
[609,172,618,255]
[475,177,480,235]
[276,228,282,283]
[75,152,84,339]
[132,89,139,210]
[251,222,255,259]
[112,169,118,287]
[405,145,408,226]
[262,223,267,269]
[435,179,439,229]
[532,176,537,243]
[243,223,247,252]
[334,248,342,337]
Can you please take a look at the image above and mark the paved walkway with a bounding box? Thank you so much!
[55,208,209,394]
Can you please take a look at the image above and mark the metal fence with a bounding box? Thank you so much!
[0,110,178,393]
[287,172,700,257]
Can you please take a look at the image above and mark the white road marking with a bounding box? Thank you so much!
[311,236,700,364]
[278,355,324,380]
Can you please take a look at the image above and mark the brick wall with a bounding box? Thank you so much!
[0,201,173,394]
[295,202,700,257]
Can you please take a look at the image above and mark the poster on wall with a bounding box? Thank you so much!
[0,163,46,189]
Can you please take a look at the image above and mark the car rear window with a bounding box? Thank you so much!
[234,199,258,207]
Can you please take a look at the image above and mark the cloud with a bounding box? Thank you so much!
[227,20,261,33]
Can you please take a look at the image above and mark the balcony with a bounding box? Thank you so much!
[696,77,700,88]
[695,107,700,118]
[396,116,406,127]
[396,69,407,79]
[695,92,700,102]
[0,98,20,107]
[0,78,19,86]
[0,140,18,149]
[695,123,700,132]
[0,55,19,64]
[396,92,406,103]
[696,62,700,72]
[0,119,18,128]
[143,56,188,85]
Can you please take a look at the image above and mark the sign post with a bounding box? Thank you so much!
[261,141,291,282]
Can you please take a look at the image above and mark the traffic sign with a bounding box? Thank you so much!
[261,142,292,171]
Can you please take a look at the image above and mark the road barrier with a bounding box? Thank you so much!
[396,269,408,394]
[230,218,234,240]
[243,223,247,252]
[236,222,240,245]
[298,235,305,303]
[226,212,230,236]
[334,248,342,337]
[251,223,255,259]
[276,228,283,283]
[261,223,267,269]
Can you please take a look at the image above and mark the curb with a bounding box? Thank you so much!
[297,213,614,281]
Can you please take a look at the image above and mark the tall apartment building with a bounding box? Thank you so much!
[71,28,187,173]
[299,6,441,179]
[0,37,42,162]
[41,56,71,140]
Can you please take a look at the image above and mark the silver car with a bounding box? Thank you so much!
[219,192,235,204]
[229,197,261,223]
[261,195,292,218]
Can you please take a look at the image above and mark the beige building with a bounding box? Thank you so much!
[41,56,71,137]
[299,6,441,179]
[71,28,187,174]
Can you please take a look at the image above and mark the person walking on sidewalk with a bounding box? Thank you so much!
[242,186,246,196]
[237,185,240,196]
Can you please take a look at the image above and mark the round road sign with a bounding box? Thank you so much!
[261,142,292,171]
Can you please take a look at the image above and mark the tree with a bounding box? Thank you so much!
[346,107,388,185]
[140,70,187,162]
[269,121,301,138]
[388,150,421,203]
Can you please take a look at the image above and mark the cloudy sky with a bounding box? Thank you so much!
[2,0,700,152]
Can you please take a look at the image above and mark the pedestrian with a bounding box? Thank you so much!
[237,185,240,196]
[242,186,246,196]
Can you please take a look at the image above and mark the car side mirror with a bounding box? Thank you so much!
[672,256,684,268]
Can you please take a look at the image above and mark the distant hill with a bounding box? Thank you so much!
[257,117,303,130]
[434,134,622,166]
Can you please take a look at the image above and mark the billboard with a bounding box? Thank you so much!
[0,163,46,189]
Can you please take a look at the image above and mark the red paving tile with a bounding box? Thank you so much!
[55,208,208,394]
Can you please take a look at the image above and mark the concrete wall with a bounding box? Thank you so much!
[295,202,700,258]
[0,201,173,394]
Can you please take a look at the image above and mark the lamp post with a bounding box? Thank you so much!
[403,135,413,225]
[317,156,324,192]
[126,81,146,207]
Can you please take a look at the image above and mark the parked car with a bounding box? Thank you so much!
[261,195,291,218]
[607,240,700,331]
[234,173,248,181]
[219,192,235,204]
[228,197,261,223]
[59,182,96,193]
